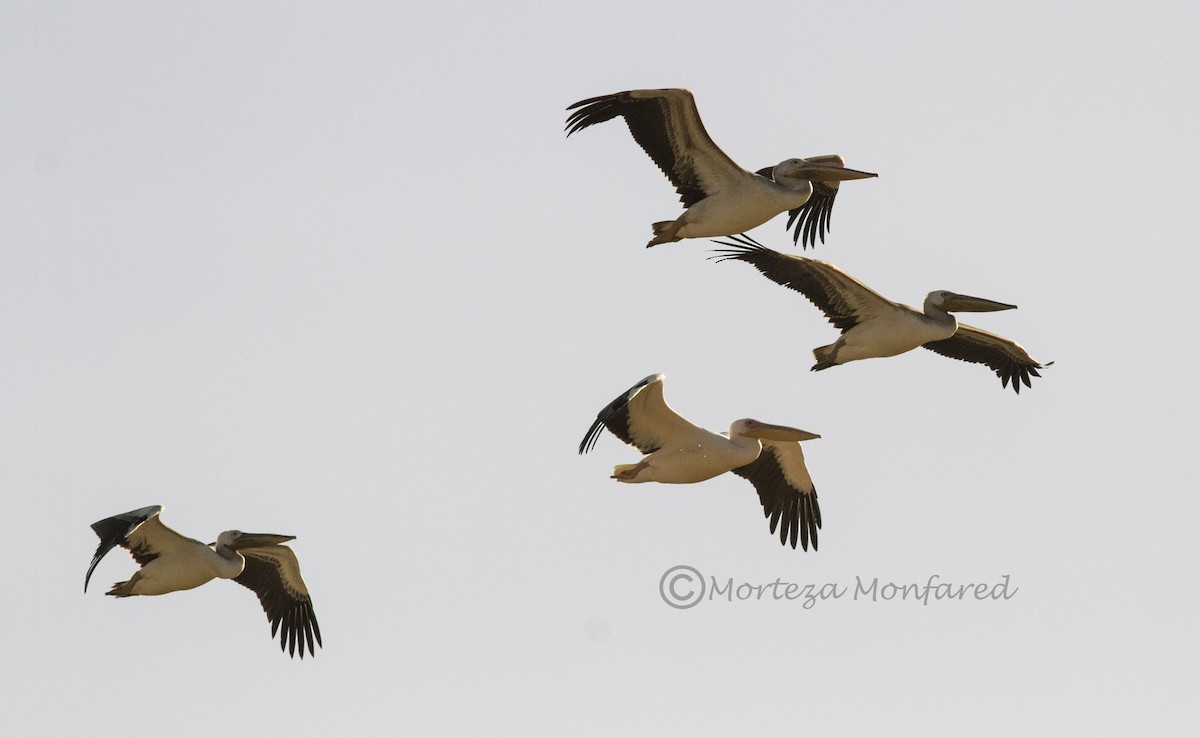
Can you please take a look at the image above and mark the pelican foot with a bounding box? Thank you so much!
[647,219,683,247]
[612,461,649,481]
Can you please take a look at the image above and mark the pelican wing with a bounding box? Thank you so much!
[566,89,751,208]
[758,155,844,250]
[86,505,199,592]
[731,441,821,551]
[579,374,698,456]
[710,234,897,332]
[234,544,322,659]
[785,184,835,250]
[923,324,1048,394]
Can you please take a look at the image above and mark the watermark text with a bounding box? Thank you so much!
[659,566,1018,609]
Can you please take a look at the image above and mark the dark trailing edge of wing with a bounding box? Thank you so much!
[922,337,1050,394]
[732,451,821,552]
[578,375,660,455]
[709,234,860,333]
[566,92,708,208]
[234,553,323,659]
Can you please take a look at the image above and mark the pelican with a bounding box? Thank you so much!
[85,505,322,658]
[565,88,876,249]
[579,374,823,550]
[711,235,1051,393]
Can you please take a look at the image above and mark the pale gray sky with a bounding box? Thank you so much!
[2,2,1198,735]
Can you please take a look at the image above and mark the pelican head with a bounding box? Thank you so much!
[213,530,297,550]
[734,418,821,443]
[927,290,1018,313]
[773,157,877,185]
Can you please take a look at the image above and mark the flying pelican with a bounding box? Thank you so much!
[711,235,1050,393]
[565,88,876,249]
[85,505,322,658]
[579,374,823,550]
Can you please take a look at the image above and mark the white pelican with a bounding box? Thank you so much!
[565,88,876,249]
[579,374,823,550]
[711,235,1051,393]
[85,505,322,658]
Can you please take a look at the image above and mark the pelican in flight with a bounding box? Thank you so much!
[565,88,876,249]
[712,235,1050,393]
[85,505,322,658]
[579,374,823,550]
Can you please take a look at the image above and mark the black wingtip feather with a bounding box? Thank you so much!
[734,447,821,553]
[580,374,663,455]
[564,94,623,136]
[578,418,606,455]
[234,551,322,659]
[85,508,159,593]
[785,186,839,250]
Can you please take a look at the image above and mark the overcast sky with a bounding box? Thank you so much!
[3,2,1198,735]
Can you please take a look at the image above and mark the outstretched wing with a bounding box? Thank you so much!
[86,505,197,592]
[731,440,821,551]
[710,234,899,333]
[579,374,699,456]
[923,324,1050,393]
[234,545,323,659]
[567,89,751,208]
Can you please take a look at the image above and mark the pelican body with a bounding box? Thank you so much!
[712,235,1050,392]
[565,89,876,249]
[86,505,322,658]
[580,374,824,550]
[815,290,1005,366]
[108,533,244,596]
[609,415,790,485]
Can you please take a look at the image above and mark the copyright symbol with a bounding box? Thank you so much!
[660,565,705,609]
